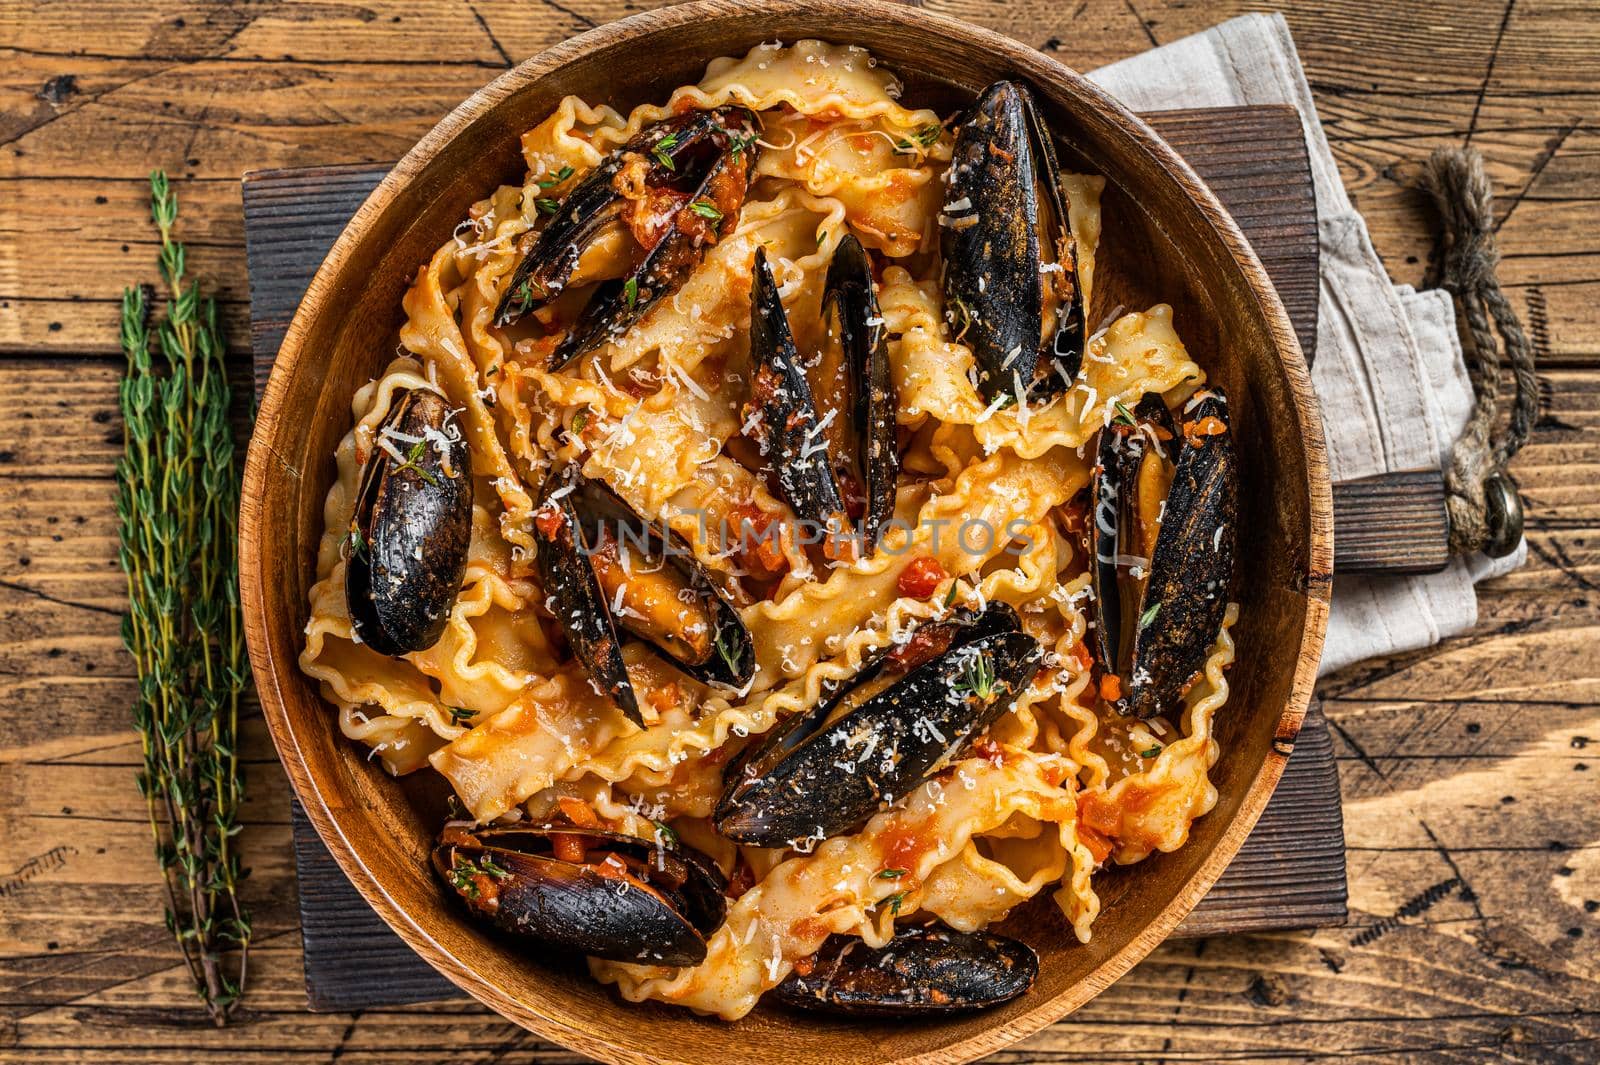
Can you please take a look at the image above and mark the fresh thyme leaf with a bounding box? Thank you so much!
[1139,745,1163,758]
[571,409,589,434]
[447,706,474,727]
[345,525,366,559]
[1139,601,1161,628]
[448,861,482,897]
[476,854,511,880]
[623,276,639,311]
[392,439,440,487]
[535,197,561,215]
[688,199,723,222]
[881,890,907,915]
[652,131,679,170]
[893,123,942,154]
[877,868,907,880]
[118,169,251,1024]
[728,129,758,161]
[485,363,499,377]
[714,628,741,677]
[955,651,998,700]
[537,165,575,188]
[943,582,959,607]
[1112,399,1136,426]
[653,820,679,846]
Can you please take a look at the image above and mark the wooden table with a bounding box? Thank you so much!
[2,2,1595,1061]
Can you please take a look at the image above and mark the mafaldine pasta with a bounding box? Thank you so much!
[300,40,1240,1021]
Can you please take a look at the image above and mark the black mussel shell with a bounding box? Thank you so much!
[941,80,1085,401]
[433,824,727,967]
[532,465,642,726]
[822,233,899,556]
[1089,392,1178,699]
[743,245,851,543]
[714,604,1045,847]
[494,106,761,369]
[1128,388,1236,718]
[562,471,756,690]
[773,924,1038,1015]
[346,388,472,656]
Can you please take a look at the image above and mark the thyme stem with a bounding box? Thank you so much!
[117,170,251,1024]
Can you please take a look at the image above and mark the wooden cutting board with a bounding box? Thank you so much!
[245,104,1354,1012]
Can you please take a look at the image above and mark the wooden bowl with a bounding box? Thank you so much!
[240,1,1332,1061]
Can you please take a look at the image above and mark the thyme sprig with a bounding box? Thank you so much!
[117,170,251,1025]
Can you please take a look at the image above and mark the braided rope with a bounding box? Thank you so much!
[1413,147,1537,555]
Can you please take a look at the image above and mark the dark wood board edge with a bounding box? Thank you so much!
[243,105,1347,1012]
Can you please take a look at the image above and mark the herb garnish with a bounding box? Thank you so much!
[728,129,759,161]
[118,170,252,1023]
[714,628,742,677]
[1112,399,1136,426]
[688,199,723,222]
[571,409,589,434]
[652,131,680,170]
[623,276,639,311]
[877,868,907,880]
[345,525,366,560]
[1139,745,1163,759]
[943,582,960,607]
[881,891,908,915]
[653,820,679,846]
[391,439,440,486]
[535,197,561,215]
[955,651,998,701]
[447,706,474,727]
[1139,602,1161,628]
[893,123,942,155]
[537,165,575,188]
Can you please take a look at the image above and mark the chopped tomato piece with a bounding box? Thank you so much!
[556,796,601,829]
[1069,641,1094,672]
[533,504,565,540]
[1077,792,1121,837]
[896,556,949,600]
[1099,673,1123,703]
[550,832,587,864]
[729,502,789,579]
[1184,415,1227,445]
[886,623,956,672]
[1077,823,1114,863]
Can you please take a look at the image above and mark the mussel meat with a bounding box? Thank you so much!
[1090,387,1237,718]
[345,387,473,656]
[773,924,1038,1015]
[741,238,899,558]
[434,822,727,965]
[531,464,756,726]
[941,80,1086,402]
[714,603,1044,848]
[494,106,761,369]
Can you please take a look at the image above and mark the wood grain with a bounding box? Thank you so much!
[240,103,1346,1012]
[3,1,1597,1063]
[1333,470,1452,575]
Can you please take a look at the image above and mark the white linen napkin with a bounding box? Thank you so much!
[1088,13,1525,676]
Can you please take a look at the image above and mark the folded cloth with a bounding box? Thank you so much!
[1088,13,1525,676]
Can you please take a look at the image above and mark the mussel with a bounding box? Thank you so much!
[774,924,1038,1015]
[433,822,727,965]
[345,387,473,656]
[741,237,899,558]
[494,106,761,369]
[1090,388,1237,718]
[714,604,1044,848]
[531,464,756,726]
[940,80,1086,401]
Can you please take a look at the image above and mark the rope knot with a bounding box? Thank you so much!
[1410,147,1534,558]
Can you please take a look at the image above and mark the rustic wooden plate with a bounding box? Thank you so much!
[239,1,1333,1062]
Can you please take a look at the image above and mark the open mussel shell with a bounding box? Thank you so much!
[531,465,641,726]
[532,465,756,725]
[743,245,851,543]
[773,924,1038,1016]
[494,106,760,369]
[714,603,1045,848]
[562,470,756,689]
[1090,389,1236,718]
[433,824,728,966]
[822,233,899,556]
[1129,389,1237,718]
[941,80,1086,401]
[345,387,472,656]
